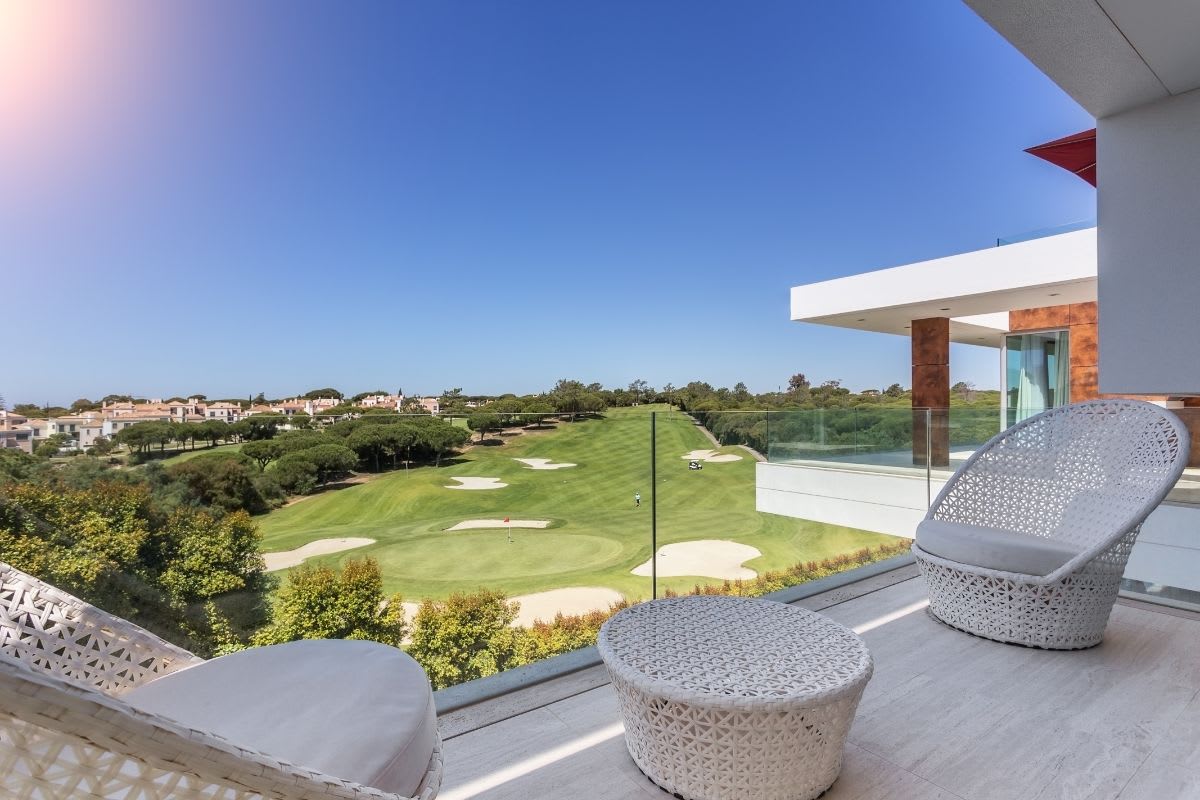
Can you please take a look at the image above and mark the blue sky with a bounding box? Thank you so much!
[1,1,1095,404]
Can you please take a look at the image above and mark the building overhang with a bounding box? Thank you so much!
[964,0,1200,118]
[790,228,1097,348]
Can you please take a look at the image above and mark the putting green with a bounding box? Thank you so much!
[382,531,625,583]
[257,406,903,601]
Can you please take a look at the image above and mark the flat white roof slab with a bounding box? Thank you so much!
[790,228,1096,346]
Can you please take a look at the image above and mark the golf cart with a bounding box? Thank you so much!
[688,460,703,470]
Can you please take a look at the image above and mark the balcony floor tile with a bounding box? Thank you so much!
[438,576,1200,800]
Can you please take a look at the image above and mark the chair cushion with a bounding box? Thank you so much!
[125,639,436,796]
[916,518,1083,576]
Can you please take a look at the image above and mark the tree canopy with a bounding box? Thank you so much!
[0,479,267,656]
[302,388,343,400]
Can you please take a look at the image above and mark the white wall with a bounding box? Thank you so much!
[756,462,948,538]
[758,462,1200,594]
[1098,87,1200,394]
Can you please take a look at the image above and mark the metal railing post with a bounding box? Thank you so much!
[925,409,932,509]
[651,411,657,599]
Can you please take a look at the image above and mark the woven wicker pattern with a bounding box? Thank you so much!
[0,562,442,800]
[598,596,872,800]
[0,565,202,696]
[914,399,1189,649]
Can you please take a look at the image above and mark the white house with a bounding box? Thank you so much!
[305,398,341,415]
[78,420,105,449]
[0,411,34,454]
[357,394,403,410]
[763,219,1200,605]
[204,402,241,422]
[102,411,172,438]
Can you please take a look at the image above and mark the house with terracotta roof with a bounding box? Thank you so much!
[167,399,205,421]
[241,404,276,417]
[101,401,138,417]
[102,409,173,438]
[357,394,403,410]
[269,401,307,418]
[78,419,106,449]
[304,397,341,415]
[0,410,34,455]
[203,402,242,422]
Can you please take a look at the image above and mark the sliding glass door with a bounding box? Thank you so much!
[1005,331,1070,427]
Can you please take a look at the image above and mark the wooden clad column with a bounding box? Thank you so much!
[912,317,950,466]
[1068,302,1099,401]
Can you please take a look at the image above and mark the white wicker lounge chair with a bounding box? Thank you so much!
[0,562,442,799]
[913,399,1189,650]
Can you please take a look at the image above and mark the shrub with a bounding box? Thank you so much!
[255,557,406,647]
[407,589,524,689]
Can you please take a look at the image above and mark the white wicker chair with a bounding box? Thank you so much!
[0,562,443,800]
[913,399,1189,650]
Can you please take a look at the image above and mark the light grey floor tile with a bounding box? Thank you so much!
[825,742,965,800]
[438,577,1200,800]
[1029,732,1149,800]
[1153,690,1200,770]
[1115,751,1200,800]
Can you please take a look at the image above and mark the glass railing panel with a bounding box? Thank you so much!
[945,405,1002,470]
[1119,406,1200,611]
[995,218,1095,246]
[765,406,932,472]
[653,408,912,601]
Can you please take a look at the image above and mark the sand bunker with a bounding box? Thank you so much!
[681,448,743,464]
[514,458,577,470]
[445,519,551,531]
[445,477,508,490]
[263,538,376,572]
[511,587,625,626]
[631,539,761,580]
[398,587,624,628]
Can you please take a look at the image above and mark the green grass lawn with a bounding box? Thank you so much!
[257,406,901,601]
[157,442,245,466]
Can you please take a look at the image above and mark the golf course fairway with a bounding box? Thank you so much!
[257,406,902,601]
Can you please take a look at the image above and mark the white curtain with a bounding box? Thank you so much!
[1011,332,1070,422]
[1053,335,1071,406]
[1015,335,1050,422]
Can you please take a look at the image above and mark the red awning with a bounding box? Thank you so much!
[1025,128,1096,186]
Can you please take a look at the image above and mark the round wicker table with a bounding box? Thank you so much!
[597,596,873,800]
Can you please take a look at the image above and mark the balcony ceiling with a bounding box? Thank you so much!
[965,0,1200,117]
